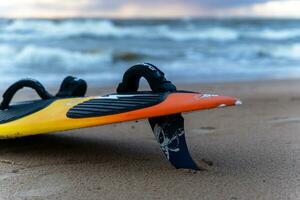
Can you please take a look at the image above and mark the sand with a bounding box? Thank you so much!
[1,79,300,200]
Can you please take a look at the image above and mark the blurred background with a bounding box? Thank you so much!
[0,0,300,87]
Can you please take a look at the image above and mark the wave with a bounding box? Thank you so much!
[1,20,121,40]
[0,45,113,73]
[1,42,300,86]
[270,43,300,60]
[2,43,298,75]
[0,44,164,74]
[0,45,128,86]
[247,29,300,40]
[0,44,182,86]
[0,19,239,42]
[2,19,300,42]
[158,27,238,41]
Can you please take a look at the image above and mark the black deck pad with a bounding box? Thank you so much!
[67,92,166,118]
[0,99,54,124]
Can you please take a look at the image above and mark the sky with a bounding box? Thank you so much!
[0,0,300,18]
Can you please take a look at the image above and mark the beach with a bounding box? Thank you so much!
[1,79,300,200]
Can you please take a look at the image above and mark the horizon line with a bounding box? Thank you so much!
[1,15,300,20]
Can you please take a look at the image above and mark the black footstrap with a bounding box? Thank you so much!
[1,76,88,110]
[56,76,87,98]
[117,63,176,93]
[0,79,53,110]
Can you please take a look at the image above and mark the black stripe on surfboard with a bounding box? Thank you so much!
[67,93,166,118]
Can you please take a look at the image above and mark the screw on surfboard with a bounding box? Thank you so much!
[117,63,200,170]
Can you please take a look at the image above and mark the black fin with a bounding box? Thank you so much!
[149,114,199,170]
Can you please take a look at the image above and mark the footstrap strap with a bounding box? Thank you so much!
[0,79,53,110]
[117,63,176,93]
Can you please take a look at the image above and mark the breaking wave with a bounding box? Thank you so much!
[247,29,300,40]
[0,19,238,41]
[0,45,112,73]
[270,43,300,60]
[2,19,300,42]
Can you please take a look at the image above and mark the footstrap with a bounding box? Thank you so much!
[117,63,176,93]
[1,76,88,110]
[56,76,87,98]
[0,79,53,110]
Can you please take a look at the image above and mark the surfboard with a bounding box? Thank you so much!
[0,91,239,138]
[0,63,241,170]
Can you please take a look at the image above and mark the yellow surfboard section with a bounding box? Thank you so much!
[0,97,90,138]
[0,93,240,139]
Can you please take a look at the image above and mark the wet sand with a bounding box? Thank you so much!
[1,79,300,200]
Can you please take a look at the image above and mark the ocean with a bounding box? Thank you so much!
[0,18,300,87]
